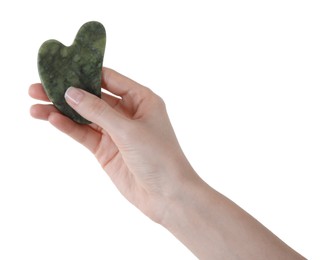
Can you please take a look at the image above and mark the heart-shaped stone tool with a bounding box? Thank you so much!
[37,21,106,124]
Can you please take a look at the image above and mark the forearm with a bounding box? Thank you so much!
[161,173,305,260]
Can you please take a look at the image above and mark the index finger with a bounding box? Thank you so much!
[29,83,50,102]
[101,67,147,99]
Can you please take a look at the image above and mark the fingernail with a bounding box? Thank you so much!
[65,87,84,105]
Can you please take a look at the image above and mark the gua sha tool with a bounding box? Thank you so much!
[37,21,106,124]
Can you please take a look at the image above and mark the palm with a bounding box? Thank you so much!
[29,68,186,222]
[29,82,162,218]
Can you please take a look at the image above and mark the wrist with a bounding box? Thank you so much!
[158,171,224,259]
[159,170,211,230]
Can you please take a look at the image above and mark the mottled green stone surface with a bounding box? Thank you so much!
[38,21,106,124]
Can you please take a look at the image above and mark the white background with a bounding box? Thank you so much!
[0,0,330,259]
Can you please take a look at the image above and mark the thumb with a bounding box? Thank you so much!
[65,87,127,132]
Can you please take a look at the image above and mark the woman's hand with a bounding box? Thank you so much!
[29,67,198,223]
[29,67,305,259]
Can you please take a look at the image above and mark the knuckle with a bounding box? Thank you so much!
[143,87,166,109]
[155,95,166,109]
[151,93,166,111]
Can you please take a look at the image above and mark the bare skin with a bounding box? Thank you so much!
[29,67,305,259]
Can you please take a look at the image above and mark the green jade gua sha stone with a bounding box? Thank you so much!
[37,21,106,124]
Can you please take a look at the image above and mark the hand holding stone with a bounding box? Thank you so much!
[29,67,193,223]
